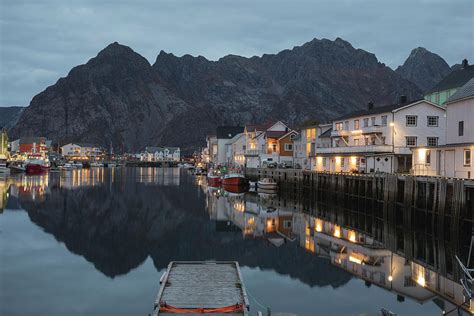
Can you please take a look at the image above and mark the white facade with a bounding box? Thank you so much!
[142,147,180,162]
[61,143,104,159]
[224,133,246,167]
[316,100,446,173]
[412,80,474,178]
[293,124,332,170]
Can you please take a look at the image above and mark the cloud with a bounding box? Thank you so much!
[0,0,472,106]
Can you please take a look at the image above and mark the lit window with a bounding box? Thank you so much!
[406,116,417,126]
[427,116,438,127]
[464,149,471,166]
[381,115,387,126]
[335,122,343,131]
[427,137,438,146]
[406,136,417,147]
[354,120,360,129]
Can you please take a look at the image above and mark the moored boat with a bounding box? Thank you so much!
[257,178,278,190]
[207,169,222,186]
[25,158,50,174]
[9,161,26,173]
[90,161,104,167]
[222,173,248,186]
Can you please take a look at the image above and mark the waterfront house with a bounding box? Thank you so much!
[293,124,332,169]
[61,143,105,160]
[315,97,446,173]
[215,126,244,165]
[244,121,296,168]
[206,135,218,163]
[225,132,246,167]
[425,59,474,106]
[142,146,181,162]
[11,137,47,154]
[0,128,8,160]
[412,78,474,178]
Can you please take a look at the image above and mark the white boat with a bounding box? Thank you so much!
[60,163,74,170]
[257,178,278,190]
[0,160,10,174]
[106,162,116,168]
[69,161,83,168]
[90,161,104,167]
[9,161,26,173]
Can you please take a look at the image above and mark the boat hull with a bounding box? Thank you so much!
[257,182,278,190]
[222,177,247,186]
[207,176,222,187]
[26,164,49,174]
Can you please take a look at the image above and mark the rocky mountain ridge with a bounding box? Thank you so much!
[9,37,452,152]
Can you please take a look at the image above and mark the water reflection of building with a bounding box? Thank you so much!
[6,174,50,202]
[59,168,106,189]
[136,167,180,186]
[0,178,9,212]
[205,186,473,315]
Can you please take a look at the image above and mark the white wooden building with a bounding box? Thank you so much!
[142,146,180,162]
[412,78,474,178]
[315,98,446,173]
[293,124,332,170]
[61,143,105,160]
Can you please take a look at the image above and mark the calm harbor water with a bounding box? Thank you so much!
[0,168,471,316]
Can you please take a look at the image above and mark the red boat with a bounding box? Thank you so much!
[207,170,222,187]
[221,173,247,186]
[25,158,50,174]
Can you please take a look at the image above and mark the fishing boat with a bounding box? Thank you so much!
[257,178,278,190]
[207,169,222,186]
[222,173,247,186]
[25,156,50,174]
[70,161,83,168]
[60,163,74,170]
[9,161,26,173]
[90,161,104,167]
[0,159,10,174]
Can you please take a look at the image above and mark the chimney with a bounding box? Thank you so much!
[368,102,374,110]
[400,95,407,104]
[462,59,469,68]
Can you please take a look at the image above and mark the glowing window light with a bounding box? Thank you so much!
[349,255,362,265]
[315,219,323,232]
[333,225,341,238]
[348,230,357,243]
[416,275,426,287]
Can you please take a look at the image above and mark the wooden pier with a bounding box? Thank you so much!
[153,261,249,315]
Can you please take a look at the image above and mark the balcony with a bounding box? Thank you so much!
[361,125,385,134]
[245,149,265,156]
[330,130,350,137]
[316,145,393,154]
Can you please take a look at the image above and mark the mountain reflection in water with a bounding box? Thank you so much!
[0,168,472,316]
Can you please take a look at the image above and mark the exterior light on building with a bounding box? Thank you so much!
[389,122,395,127]
[351,130,362,134]
[388,275,393,282]
[349,255,362,265]
[416,275,426,287]
[418,148,426,162]
[350,156,357,165]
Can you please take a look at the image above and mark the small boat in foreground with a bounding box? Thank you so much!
[257,178,278,190]
[207,169,222,186]
[222,173,247,186]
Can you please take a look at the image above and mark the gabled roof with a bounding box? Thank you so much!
[216,126,244,139]
[445,78,474,104]
[19,136,45,144]
[427,62,474,94]
[319,128,332,138]
[244,123,273,132]
[265,130,287,139]
[278,130,299,141]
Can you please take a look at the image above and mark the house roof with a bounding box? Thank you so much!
[244,123,273,132]
[278,130,299,141]
[319,128,332,138]
[427,62,474,94]
[445,78,474,104]
[19,136,45,144]
[216,126,244,139]
[145,146,180,152]
[265,130,287,139]
[333,99,420,121]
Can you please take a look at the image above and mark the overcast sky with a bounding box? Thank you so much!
[1,0,473,107]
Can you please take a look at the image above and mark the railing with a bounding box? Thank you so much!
[316,145,393,154]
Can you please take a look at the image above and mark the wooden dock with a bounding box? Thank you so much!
[153,261,249,315]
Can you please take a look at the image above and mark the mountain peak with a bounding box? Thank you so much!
[396,47,450,92]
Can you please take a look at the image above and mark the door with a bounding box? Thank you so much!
[445,150,455,178]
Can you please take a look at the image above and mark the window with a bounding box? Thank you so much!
[363,118,369,127]
[335,122,343,131]
[381,136,386,145]
[370,136,376,145]
[406,115,417,126]
[427,137,438,146]
[344,121,349,130]
[381,115,387,126]
[354,138,359,146]
[354,119,360,129]
[427,116,438,127]
[465,149,471,166]
[406,136,417,147]
[459,121,464,136]
[365,137,369,145]
[371,117,376,126]
[341,158,345,168]
[426,150,431,164]
[284,143,293,151]
[323,157,327,166]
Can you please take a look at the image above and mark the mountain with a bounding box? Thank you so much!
[0,106,24,129]
[395,47,451,92]
[11,37,422,152]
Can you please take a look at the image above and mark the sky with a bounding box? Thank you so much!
[1,0,473,107]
